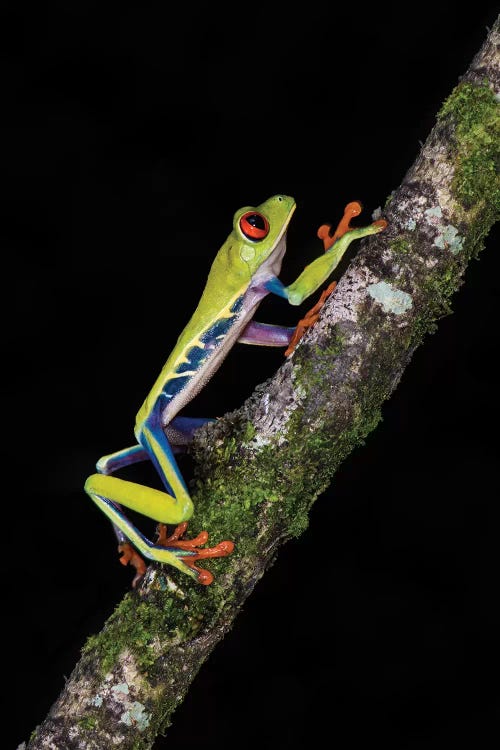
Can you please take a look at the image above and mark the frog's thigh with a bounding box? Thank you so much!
[85,474,192,525]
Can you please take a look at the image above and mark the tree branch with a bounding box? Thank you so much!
[24,17,499,750]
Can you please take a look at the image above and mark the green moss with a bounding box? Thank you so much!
[82,583,207,674]
[242,327,389,541]
[385,191,396,208]
[273,390,383,539]
[438,81,500,219]
[292,331,345,393]
[419,262,457,326]
[390,237,412,255]
[242,421,256,442]
[395,245,465,351]
[193,449,275,530]
[78,717,97,730]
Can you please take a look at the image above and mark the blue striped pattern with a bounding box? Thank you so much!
[160,295,244,402]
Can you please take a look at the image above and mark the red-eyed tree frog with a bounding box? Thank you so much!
[85,195,387,586]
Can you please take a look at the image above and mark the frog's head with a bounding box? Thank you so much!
[232,194,296,278]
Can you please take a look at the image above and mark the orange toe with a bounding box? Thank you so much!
[118,543,147,587]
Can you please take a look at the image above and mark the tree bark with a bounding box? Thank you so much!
[24,17,499,750]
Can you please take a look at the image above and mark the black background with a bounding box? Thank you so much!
[3,4,500,749]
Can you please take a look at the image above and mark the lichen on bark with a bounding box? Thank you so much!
[25,18,499,750]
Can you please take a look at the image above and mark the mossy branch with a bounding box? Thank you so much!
[25,18,499,750]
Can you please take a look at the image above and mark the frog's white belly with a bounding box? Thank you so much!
[158,283,269,426]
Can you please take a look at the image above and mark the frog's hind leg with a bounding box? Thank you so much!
[91,443,152,582]
[86,414,233,586]
[85,468,233,586]
[138,416,234,584]
[93,416,216,581]
[83,485,200,585]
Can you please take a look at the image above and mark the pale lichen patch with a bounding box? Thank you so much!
[424,205,464,254]
[424,205,443,223]
[119,701,151,731]
[434,224,464,254]
[111,683,130,696]
[367,281,413,315]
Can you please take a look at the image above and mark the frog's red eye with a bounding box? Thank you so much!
[239,211,270,241]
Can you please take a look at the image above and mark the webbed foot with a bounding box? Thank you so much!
[118,542,147,588]
[318,202,387,251]
[317,200,363,251]
[285,281,337,356]
[156,522,234,585]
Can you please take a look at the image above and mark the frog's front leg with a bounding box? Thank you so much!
[85,414,233,586]
[265,205,387,354]
[237,321,295,347]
